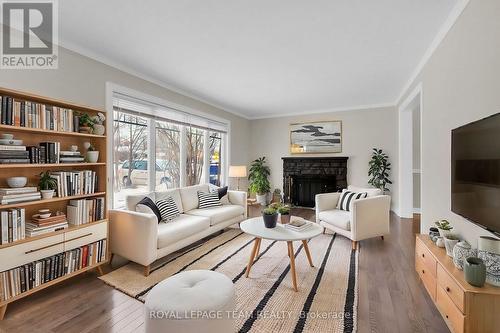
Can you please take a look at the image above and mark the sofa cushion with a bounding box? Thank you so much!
[157,214,210,249]
[197,191,222,209]
[126,192,155,211]
[187,205,244,226]
[155,188,184,213]
[136,197,162,222]
[156,196,181,222]
[318,209,351,231]
[179,184,209,211]
[348,185,382,197]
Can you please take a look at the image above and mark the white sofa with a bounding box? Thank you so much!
[109,184,247,275]
[315,185,391,249]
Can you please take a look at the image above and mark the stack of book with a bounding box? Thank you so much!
[50,170,97,197]
[59,150,84,163]
[0,208,26,244]
[1,96,77,132]
[39,142,60,164]
[67,197,105,225]
[0,138,29,164]
[0,187,40,204]
[284,217,313,232]
[0,239,107,301]
[25,214,68,237]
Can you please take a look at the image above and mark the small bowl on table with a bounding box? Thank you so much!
[7,177,27,188]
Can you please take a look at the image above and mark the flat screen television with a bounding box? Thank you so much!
[451,113,500,236]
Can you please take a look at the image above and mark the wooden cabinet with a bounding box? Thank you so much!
[415,235,500,333]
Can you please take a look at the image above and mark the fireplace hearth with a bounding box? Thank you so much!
[283,157,348,207]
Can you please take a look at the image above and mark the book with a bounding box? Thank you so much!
[0,145,27,151]
[0,193,41,204]
[284,217,312,231]
[0,187,37,195]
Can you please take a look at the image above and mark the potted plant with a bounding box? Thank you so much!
[39,171,57,199]
[278,204,291,224]
[368,148,392,193]
[248,156,271,205]
[78,112,96,134]
[435,219,453,237]
[92,112,106,135]
[84,142,99,163]
[262,206,278,228]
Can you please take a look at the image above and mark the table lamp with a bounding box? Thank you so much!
[229,165,247,190]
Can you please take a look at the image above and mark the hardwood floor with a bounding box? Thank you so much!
[0,209,448,333]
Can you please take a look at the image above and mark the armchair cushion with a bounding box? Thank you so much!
[318,209,351,231]
[337,190,368,211]
[157,214,210,249]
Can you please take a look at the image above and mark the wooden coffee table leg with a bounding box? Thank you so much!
[245,238,261,278]
[287,241,298,292]
[302,240,314,267]
[254,238,261,260]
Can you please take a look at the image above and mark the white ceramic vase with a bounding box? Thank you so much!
[93,124,105,135]
[478,236,500,286]
[86,151,99,163]
[444,236,459,257]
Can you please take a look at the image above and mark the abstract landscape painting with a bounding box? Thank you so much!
[290,121,342,153]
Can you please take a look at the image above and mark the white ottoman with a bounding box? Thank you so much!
[144,270,236,333]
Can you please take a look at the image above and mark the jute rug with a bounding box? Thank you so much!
[99,229,358,332]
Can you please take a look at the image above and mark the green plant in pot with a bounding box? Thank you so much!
[262,206,278,228]
[435,219,453,238]
[248,156,271,205]
[368,148,392,193]
[84,142,99,163]
[78,112,96,134]
[278,204,291,224]
[39,171,57,199]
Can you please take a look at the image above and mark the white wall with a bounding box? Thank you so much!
[397,0,500,245]
[249,106,399,211]
[0,46,251,167]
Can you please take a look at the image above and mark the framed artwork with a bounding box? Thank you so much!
[290,120,342,154]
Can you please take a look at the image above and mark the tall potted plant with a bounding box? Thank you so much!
[248,156,271,204]
[368,148,392,193]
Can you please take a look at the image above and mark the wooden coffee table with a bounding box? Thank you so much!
[240,217,323,291]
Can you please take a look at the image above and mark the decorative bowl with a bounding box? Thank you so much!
[1,133,14,140]
[7,176,27,188]
[38,209,51,219]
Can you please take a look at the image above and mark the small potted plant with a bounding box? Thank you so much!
[39,171,57,199]
[78,112,96,134]
[92,112,106,135]
[435,219,453,238]
[262,206,278,228]
[278,204,291,224]
[84,142,99,163]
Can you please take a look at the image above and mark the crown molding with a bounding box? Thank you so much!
[395,0,470,105]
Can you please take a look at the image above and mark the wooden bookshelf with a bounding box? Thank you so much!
[0,87,109,319]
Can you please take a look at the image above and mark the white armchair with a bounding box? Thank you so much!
[315,185,391,249]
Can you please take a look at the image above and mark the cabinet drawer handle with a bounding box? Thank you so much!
[24,233,93,254]
[422,253,425,258]
[446,287,450,292]
[422,269,425,274]
[66,233,92,243]
[445,315,449,319]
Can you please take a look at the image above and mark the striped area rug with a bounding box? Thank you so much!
[99,229,358,332]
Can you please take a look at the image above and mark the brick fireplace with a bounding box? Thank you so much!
[282,157,348,207]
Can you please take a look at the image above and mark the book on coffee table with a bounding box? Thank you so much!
[285,217,312,231]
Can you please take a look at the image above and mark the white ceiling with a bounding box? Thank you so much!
[59,0,459,119]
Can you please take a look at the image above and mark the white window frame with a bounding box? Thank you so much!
[105,83,231,208]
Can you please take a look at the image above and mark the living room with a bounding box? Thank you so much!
[0,1,499,332]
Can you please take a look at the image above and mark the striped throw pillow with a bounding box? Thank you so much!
[337,190,368,211]
[198,191,222,209]
[156,196,180,222]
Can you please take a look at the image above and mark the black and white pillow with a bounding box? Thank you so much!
[136,197,162,223]
[337,190,368,211]
[198,191,222,209]
[156,196,180,222]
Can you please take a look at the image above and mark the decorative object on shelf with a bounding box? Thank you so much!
[248,157,270,205]
[368,148,392,193]
[6,176,27,188]
[228,165,247,190]
[38,209,51,219]
[0,134,13,140]
[444,235,460,257]
[38,171,57,199]
[436,236,445,248]
[70,145,78,152]
[262,206,278,228]
[290,120,342,154]
[83,142,99,163]
[92,112,106,135]
[78,112,96,134]
[464,257,486,287]
[478,236,500,287]
[453,240,477,270]
[429,227,439,242]
[435,219,453,238]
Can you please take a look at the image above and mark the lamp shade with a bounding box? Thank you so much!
[229,165,247,178]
